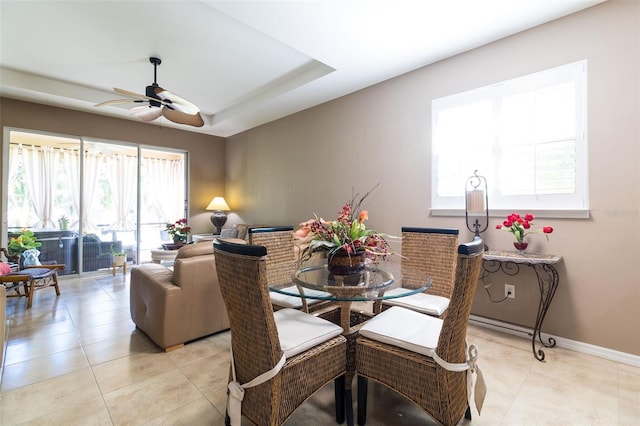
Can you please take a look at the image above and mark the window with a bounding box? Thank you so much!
[431,61,588,217]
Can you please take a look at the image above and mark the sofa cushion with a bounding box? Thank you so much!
[219,238,246,245]
[176,241,214,259]
[220,228,238,239]
[82,233,101,242]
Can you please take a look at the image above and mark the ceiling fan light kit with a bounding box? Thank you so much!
[97,57,204,127]
[130,105,162,122]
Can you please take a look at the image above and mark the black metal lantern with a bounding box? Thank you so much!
[465,170,489,238]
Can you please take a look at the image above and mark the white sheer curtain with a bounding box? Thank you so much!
[143,157,185,221]
[20,145,62,228]
[63,149,102,232]
[105,153,138,230]
[7,144,20,190]
[64,150,80,226]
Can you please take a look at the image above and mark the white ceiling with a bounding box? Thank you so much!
[0,0,604,138]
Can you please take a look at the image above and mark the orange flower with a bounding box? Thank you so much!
[358,210,368,224]
[294,220,314,238]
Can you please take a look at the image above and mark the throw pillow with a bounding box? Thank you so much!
[220,228,238,239]
[0,262,11,275]
[235,224,250,241]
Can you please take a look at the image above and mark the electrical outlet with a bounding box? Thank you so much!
[505,284,515,299]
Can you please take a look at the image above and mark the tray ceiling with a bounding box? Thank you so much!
[0,0,604,137]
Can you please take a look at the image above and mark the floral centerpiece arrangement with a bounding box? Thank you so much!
[166,218,191,243]
[496,213,553,252]
[8,228,42,258]
[295,186,396,275]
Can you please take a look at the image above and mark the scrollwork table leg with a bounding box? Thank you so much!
[529,263,559,361]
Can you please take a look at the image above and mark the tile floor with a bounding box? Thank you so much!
[0,272,638,425]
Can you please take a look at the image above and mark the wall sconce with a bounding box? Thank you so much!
[206,196,230,235]
[465,170,489,238]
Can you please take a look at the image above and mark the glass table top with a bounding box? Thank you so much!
[269,263,431,302]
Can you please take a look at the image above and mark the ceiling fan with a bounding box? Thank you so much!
[96,57,204,127]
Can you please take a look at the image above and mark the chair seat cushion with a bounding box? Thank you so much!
[274,308,343,358]
[3,268,56,279]
[381,288,450,316]
[359,306,442,357]
[270,286,332,309]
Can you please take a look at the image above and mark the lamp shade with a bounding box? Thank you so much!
[206,197,230,211]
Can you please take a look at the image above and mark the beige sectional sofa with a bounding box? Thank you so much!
[129,240,230,351]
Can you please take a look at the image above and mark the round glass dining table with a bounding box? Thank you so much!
[269,263,432,333]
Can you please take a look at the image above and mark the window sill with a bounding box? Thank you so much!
[430,209,590,219]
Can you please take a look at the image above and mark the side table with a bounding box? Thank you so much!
[482,250,562,361]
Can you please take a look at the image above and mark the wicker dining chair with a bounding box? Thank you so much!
[248,226,332,313]
[375,227,459,317]
[356,237,486,426]
[213,239,348,426]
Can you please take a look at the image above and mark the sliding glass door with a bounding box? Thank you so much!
[3,128,187,274]
[138,147,187,263]
[5,131,81,274]
[82,140,139,272]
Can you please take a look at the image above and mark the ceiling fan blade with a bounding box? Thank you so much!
[114,87,148,100]
[161,107,204,127]
[95,98,135,107]
[130,105,163,122]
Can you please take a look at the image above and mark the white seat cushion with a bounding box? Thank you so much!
[270,286,332,309]
[382,288,450,316]
[359,306,443,357]
[274,308,343,358]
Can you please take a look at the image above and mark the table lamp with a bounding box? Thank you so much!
[206,196,230,235]
[465,170,489,238]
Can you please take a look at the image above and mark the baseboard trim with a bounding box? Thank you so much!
[469,315,640,368]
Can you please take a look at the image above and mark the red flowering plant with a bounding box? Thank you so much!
[166,218,191,243]
[496,213,554,243]
[295,186,396,264]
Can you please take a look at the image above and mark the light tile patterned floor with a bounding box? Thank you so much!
[0,272,638,425]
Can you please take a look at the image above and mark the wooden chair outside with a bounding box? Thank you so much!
[376,227,459,317]
[356,238,486,426]
[213,239,348,426]
[1,247,63,308]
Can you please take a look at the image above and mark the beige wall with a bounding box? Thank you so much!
[0,98,225,235]
[226,1,640,355]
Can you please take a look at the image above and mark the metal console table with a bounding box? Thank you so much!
[482,250,563,361]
